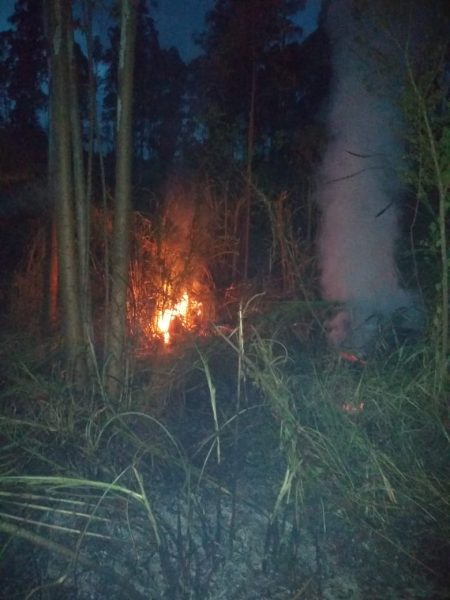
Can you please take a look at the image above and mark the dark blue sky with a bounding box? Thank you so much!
[0,0,321,62]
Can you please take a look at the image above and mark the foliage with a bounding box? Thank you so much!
[189,0,307,175]
[400,34,450,390]
[103,0,186,185]
[1,0,449,593]
[1,309,449,597]
[228,322,450,597]
[0,0,47,130]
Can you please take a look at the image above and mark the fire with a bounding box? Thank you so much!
[339,351,367,366]
[154,291,202,344]
[342,401,365,414]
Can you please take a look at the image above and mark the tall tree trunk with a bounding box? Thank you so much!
[45,34,59,334]
[81,0,97,336]
[106,0,137,397]
[242,56,256,281]
[67,19,90,338]
[47,0,85,381]
[48,217,59,328]
[80,0,110,357]
[81,0,96,207]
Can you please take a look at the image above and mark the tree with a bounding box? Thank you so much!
[0,0,48,175]
[403,37,450,391]
[0,0,47,129]
[354,0,450,388]
[47,0,85,381]
[144,46,185,184]
[105,0,137,397]
[191,0,305,278]
[103,1,185,187]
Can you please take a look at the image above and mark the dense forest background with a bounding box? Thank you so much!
[0,1,449,598]
[0,0,324,190]
[0,0,330,383]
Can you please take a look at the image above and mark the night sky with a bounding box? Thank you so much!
[0,0,321,61]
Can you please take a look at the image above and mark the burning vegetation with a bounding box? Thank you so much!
[0,1,449,598]
[7,184,219,353]
[127,183,217,353]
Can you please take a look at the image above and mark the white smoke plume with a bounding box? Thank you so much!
[317,0,422,350]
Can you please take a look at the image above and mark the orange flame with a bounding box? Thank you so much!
[154,291,202,344]
[339,351,367,366]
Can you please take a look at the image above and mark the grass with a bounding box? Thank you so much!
[244,330,450,595]
[0,317,449,598]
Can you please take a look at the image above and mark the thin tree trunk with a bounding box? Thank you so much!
[81,0,96,208]
[67,19,90,339]
[242,57,256,281]
[44,0,57,333]
[106,0,137,397]
[48,217,59,328]
[80,0,109,357]
[47,0,85,382]
[81,0,97,350]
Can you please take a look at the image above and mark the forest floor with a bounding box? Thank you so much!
[0,324,449,599]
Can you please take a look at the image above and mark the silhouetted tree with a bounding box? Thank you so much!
[0,0,48,178]
[0,0,47,129]
[190,0,305,278]
[105,0,137,397]
[103,1,185,186]
[47,0,86,382]
[192,0,305,164]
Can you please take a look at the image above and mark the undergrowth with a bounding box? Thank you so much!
[0,321,449,599]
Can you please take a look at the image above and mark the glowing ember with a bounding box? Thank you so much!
[339,351,367,366]
[154,291,201,344]
[342,401,365,414]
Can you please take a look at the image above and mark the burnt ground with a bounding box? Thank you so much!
[0,334,449,600]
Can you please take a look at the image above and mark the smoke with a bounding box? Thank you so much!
[317,0,423,351]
